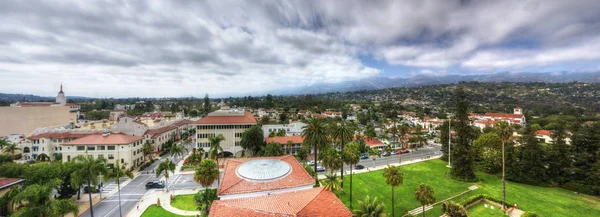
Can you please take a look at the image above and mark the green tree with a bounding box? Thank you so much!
[208,134,225,186]
[261,142,285,156]
[142,142,154,161]
[570,122,600,195]
[322,173,342,193]
[472,133,502,173]
[240,125,264,156]
[104,162,134,217]
[415,183,436,217]
[194,160,220,215]
[547,124,571,185]
[10,180,79,217]
[156,159,176,192]
[331,120,354,187]
[296,146,308,164]
[2,142,21,156]
[495,121,512,210]
[383,165,403,217]
[353,196,387,217]
[71,156,108,217]
[451,87,476,181]
[343,142,361,209]
[302,118,329,183]
[285,140,294,155]
[194,189,219,215]
[302,164,316,177]
[203,94,211,115]
[170,143,187,159]
[320,147,343,172]
[516,124,548,185]
[441,201,468,217]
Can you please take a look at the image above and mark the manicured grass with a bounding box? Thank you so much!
[337,160,600,217]
[468,202,505,217]
[141,205,193,217]
[170,194,197,211]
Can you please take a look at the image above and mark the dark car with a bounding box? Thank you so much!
[146,181,165,189]
[83,186,99,193]
[354,164,365,170]
[360,154,369,159]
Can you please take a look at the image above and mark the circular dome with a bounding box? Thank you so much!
[236,159,291,181]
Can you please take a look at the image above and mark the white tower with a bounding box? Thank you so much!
[55,84,67,105]
[513,106,522,115]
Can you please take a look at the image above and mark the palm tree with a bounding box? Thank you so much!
[495,121,512,210]
[2,142,21,156]
[415,183,436,217]
[441,201,468,217]
[399,124,410,149]
[170,143,187,159]
[10,180,79,217]
[286,140,294,155]
[343,142,360,209]
[104,162,134,217]
[240,125,264,156]
[320,147,343,173]
[322,173,342,192]
[353,196,387,217]
[383,165,403,217]
[194,159,220,215]
[156,159,176,192]
[331,120,354,187]
[302,118,329,183]
[70,156,108,217]
[208,134,225,186]
[142,142,154,161]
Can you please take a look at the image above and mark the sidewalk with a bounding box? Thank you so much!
[317,154,442,179]
[126,188,205,217]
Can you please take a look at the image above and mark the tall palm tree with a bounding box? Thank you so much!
[383,165,403,217]
[104,162,134,217]
[320,147,343,173]
[415,183,436,217]
[286,140,294,155]
[495,121,512,210]
[343,142,360,209]
[240,125,264,156]
[302,118,329,183]
[156,159,176,192]
[10,180,79,217]
[2,142,21,156]
[208,134,225,186]
[70,156,108,217]
[322,173,342,192]
[194,159,220,215]
[142,142,154,161]
[170,143,187,159]
[331,120,354,187]
[353,196,387,217]
[399,124,410,149]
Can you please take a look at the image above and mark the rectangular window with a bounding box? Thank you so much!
[108,154,114,159]
[235,141,240,146]
[121,159,124,164]
[87,146,95,151]
[107,146,115,150]
[98,146,105,150]
[77,146,85,151]
[98,155,104,159]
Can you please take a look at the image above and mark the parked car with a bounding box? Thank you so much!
[83,186,99,193]
[360,153,369,159]
[396,149,410,155]
[354,164,365,170]
[145,181,165,189]
[382,152,391,157]
[316,166,326,172]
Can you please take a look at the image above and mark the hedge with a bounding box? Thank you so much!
[460,194,512,207]
[522,211,539,217]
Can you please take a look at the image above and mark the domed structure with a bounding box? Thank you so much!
[236,159,291,181]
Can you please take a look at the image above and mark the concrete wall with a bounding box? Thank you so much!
[0,106,75,137]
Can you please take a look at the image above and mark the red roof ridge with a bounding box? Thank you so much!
[296,187,326,214]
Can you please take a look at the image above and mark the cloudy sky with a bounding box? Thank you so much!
[1,0,599,97]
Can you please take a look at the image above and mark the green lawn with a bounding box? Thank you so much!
[337,160,600,217]
[141,205,193,217]
[467,203,505,217]
[170,194,198,211]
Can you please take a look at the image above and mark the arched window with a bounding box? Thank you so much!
[23,147,30,153]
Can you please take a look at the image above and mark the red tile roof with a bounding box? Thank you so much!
[218,156,315,196]
[209,187,352,217]
[265,136,303,145]
[536,130,552,136]
[484,113,524,119]
[63,133,143,145]
[364,138,385,147]
[27,132,98,140]
[195,111,257,125]
[0,178,24,190]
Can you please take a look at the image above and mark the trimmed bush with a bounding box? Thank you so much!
[522,211,539,217]
[460,194,511,207]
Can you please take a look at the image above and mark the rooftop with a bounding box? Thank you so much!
[218,155,315,196]
[265,136,304,144]
[27,132,99,140]
[63,133,143,145]
[195,110,257,125]
[209,187,352,217]
[0,178,24,190]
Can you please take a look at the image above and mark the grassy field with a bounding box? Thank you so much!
[467,203,505,217]
[170,194,197,211]
[337,160,600,217]
[141,205,193,217]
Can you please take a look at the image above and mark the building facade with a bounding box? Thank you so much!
[62,133,144,169]
[194,108,256,157]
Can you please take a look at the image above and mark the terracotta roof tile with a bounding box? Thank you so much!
[209,187,352,217]
[218,156,315,196]
[195,111,257,125]
[63,133,142,145]
[265,136,303,144]
[484,113,523,119]
[27,132,98,140]
[536,130,552,136]
[0,178,24,190]
[364,138,384,147]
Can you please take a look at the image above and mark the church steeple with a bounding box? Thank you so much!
[59,84,64,94]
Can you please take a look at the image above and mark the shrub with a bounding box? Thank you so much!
[460,194,512,207]
[159,151,168,157]
[441,201,468,217]
[181,164,196,170]
[0,154,13,164]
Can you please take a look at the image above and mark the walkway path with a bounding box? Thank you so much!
[407,185,478,216]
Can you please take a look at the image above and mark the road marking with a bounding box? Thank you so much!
[101,199,141,202]
[120,194,145,196]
